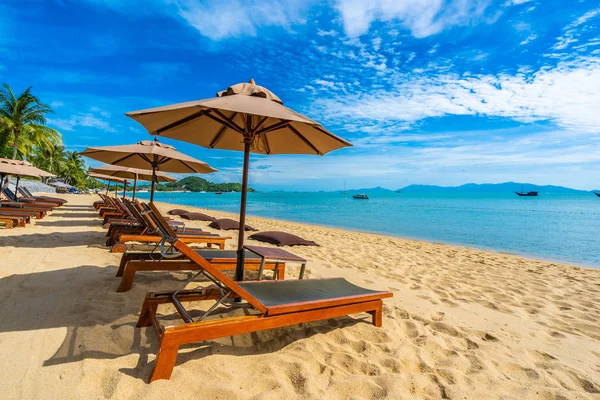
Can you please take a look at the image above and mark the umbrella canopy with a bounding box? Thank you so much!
[0,158,55,178]
[80,138,216,202]
[89,165,176,200]
[10,159,56,178]
[0,158,30,177]
[126,79,352,281]
[0,158,56,198]
[87,172,129,197]
[126,79,352,155]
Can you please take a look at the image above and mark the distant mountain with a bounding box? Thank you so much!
[138,176,254,193]
[334,186,393,193]
[399,182,594,194]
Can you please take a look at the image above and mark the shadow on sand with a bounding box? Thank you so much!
[1,231,107,248]
[0,265,364,381]
[50,212,99,218]
[34,219,99,228]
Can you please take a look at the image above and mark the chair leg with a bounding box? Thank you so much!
[137,297,158,328]
[115,255,130,277]
[117,267,136,292]
[276,265,285,280]
[368,301,383,327]
[149,341,180,383]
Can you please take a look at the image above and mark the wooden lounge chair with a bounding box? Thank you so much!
[1,188,56,209]
[136,202,393,382]
[0,204,46,219]
[116,249,286,292]
[0,214,25,228]
[0,209,35,222]
[110,201,230,253]
[105,199,211,246]
[0,192,51,218]
[17,187,66,205]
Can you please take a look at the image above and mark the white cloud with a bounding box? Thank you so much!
[48,108,115,132]
[313,79,336,88]
[334,0,491,38]
[553,8,600,51]
[504,0,532,5]
[314,57,600,134]
[171,0,312,40]
[519,33,537,46]
[317,29,337,36]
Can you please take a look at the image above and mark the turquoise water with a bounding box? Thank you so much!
[136,191,600,267]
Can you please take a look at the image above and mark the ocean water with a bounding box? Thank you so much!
[136,191,600,267]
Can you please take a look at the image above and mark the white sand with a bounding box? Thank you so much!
[0,193,599,399]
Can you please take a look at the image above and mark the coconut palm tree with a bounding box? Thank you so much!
[63,151,86,185]
[0,83,61,159]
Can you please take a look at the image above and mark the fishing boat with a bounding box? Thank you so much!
[515,185,538,197]
[352,193,369,199]
[215,191,223,195]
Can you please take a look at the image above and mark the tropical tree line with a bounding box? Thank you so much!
[0,83,93,188]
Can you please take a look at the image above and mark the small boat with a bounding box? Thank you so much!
[515,185,538,197]
[352,194,369,199]
[342,180,349,194]
[595,192,600,197]
[515,191,538,197]
[215,191,223,195]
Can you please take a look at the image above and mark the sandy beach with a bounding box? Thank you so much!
[1,193,599,399]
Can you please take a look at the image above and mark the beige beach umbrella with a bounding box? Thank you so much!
[87,172,129,197]
[0,158,56,199]
[80,138,216,202]
[90,165,176,200]
[125,78,352,281]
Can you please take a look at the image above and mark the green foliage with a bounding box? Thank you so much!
[142,176,255,192]
[0,83,61,159]
[0,83,92,190]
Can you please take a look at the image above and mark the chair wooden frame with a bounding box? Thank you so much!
[115,251,285,292]
[110,201,230,253]
[0,215,25,228]
[17,187,66,205]
[1,188,56,209]
[135,203,393,382]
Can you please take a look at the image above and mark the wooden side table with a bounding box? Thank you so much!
[244,245,307,280]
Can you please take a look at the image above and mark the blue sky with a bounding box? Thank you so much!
[1,0,599,190]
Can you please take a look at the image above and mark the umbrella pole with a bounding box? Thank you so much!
[14,176,21,200]
[114,181,118,197]
[235,141,251,281]
[123,180,127,198]
[133,175,137,200]
[150,165,156,203]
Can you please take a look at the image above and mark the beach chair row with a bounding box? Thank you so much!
[94,195,393,382]
[0,187,67,229]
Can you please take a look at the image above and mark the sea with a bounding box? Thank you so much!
[136,191,600,268]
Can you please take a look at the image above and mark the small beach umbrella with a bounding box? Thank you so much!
[125,79,352,281]
[80,138,216,202]
[87,172,128,197]
[90,165,176,200]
